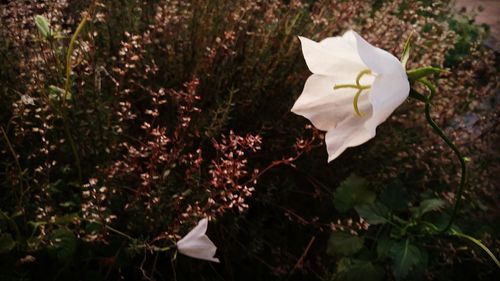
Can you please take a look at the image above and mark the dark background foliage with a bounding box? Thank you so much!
[0,0,498,280]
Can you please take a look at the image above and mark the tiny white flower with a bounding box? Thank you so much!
[21,94,35,105]
[177,218,220,263]
[292,30,410,162]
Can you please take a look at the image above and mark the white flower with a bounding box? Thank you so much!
[177,218,220,263]
[292,30,410,162]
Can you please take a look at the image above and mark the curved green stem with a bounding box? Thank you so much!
[451,229,500,268]
[419,79,467,233]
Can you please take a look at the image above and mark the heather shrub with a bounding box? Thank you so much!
[0,0,498,280]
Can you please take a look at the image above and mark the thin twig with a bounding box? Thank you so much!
[1,125,24,204]
[288,236,316,278]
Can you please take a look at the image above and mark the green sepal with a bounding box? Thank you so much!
[401,31,413,68]
[407,67,445,82]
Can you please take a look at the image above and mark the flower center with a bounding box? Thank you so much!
[333,69,374,117]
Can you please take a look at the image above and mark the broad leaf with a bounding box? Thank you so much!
[327,232,364,257]
[380,183,409,212]
[48,229,77,262]
[355,202,390,225]
[334,174,375,213]
[412,198,445,218]
[335,258,384,281]
[0,233,16,253]
[390,240,424,279]
[376,237,395,259]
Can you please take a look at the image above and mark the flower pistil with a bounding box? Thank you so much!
[333,69,374,117]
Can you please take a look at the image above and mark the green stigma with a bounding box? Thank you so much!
[333,69,373,117]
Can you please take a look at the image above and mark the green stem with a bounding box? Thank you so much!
[1,126,24,204]
[104,225,136,241]
[61,14,88,183]
[419,79,467,233]
[451,229,500,268]
[64,15,88,102]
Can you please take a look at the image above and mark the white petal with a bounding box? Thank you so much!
[298,36,365,76]
[325,110,376,162]
[177,235,220,263]
[177,218,220,263]
[364,73,409,134]
[344,30,404,75]
[291,74,373,131]
[177,218,208,245]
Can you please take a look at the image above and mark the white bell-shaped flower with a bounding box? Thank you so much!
[177,218,220,263]
[292,30,410,162]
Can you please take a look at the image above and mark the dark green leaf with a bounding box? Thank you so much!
[355,202,390,225]
[327,232,364,257]
[35,15,51,38]
[334,174,375,213]
[411,198,445,218]
[377,237,395,259]
[390,240,423,279]
[48,229,77,262]
[407,67,445,82]
[0,233,16,254]
[335,258,385,281]
[380,183,409,212]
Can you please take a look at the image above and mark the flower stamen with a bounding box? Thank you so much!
[333,69,373,117]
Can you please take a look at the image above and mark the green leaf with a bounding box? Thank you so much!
[376,237,395,259]
[0,233,16,253]
[48,85,71,101]
[334,174,375,213]
[335,258,385,281]
[411,198,445,218]
[407,67,445,82]
[390,240,423,279]
[327,232,364,257]
[380,183,409,212]
[35,15,51,38]
[355,202,390,225]
[48,229,77,262]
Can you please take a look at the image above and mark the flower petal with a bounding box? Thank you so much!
[344,30,404,75]
[298,36,365,76]
[177,235,220,263]
[291,74,373,131]
[325,111,376,162]
[364,73,409,134]
[177,218,208,246]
